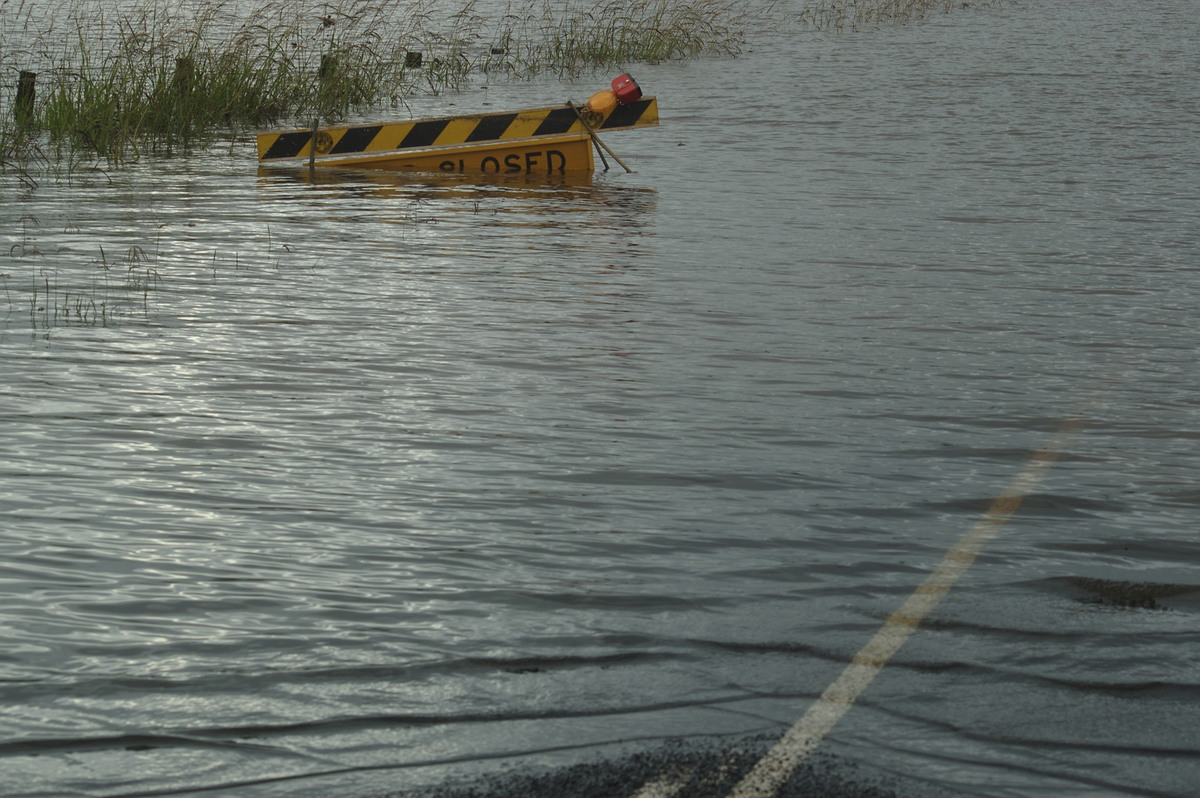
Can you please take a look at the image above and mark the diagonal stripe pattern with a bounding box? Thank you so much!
[257,98,659,161]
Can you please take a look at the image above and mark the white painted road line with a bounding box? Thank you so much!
[723,416,1086,798]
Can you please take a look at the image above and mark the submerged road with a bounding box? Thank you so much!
[402,389,1120,798]
[5,2,1197,797]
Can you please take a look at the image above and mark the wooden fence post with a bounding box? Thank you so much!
[16,71,37,123]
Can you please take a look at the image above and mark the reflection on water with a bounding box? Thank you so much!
[259,164,599,189]
[253,164,659,272]
[2,2,1200,797]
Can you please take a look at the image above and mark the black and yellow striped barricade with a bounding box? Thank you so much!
[256,97,659,176]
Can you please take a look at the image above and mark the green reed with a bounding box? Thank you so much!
[797,0,1001,30]
[3,0,463,162]
[481,0,758,76]
[29,2,427,160]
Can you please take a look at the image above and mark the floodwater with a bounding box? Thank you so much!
[2,1,1199,796]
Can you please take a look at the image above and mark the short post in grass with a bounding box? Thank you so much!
[171,57,195,95]
[170,57,196,139]
[15,71,36,125]
[318,53,339,83]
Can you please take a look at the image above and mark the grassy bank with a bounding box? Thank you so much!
[0,0,762,165]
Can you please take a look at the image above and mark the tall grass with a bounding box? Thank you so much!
[797,0,1001,30]
[482,0,757,76]
[10,0,441,160]
[0,0,766,165]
